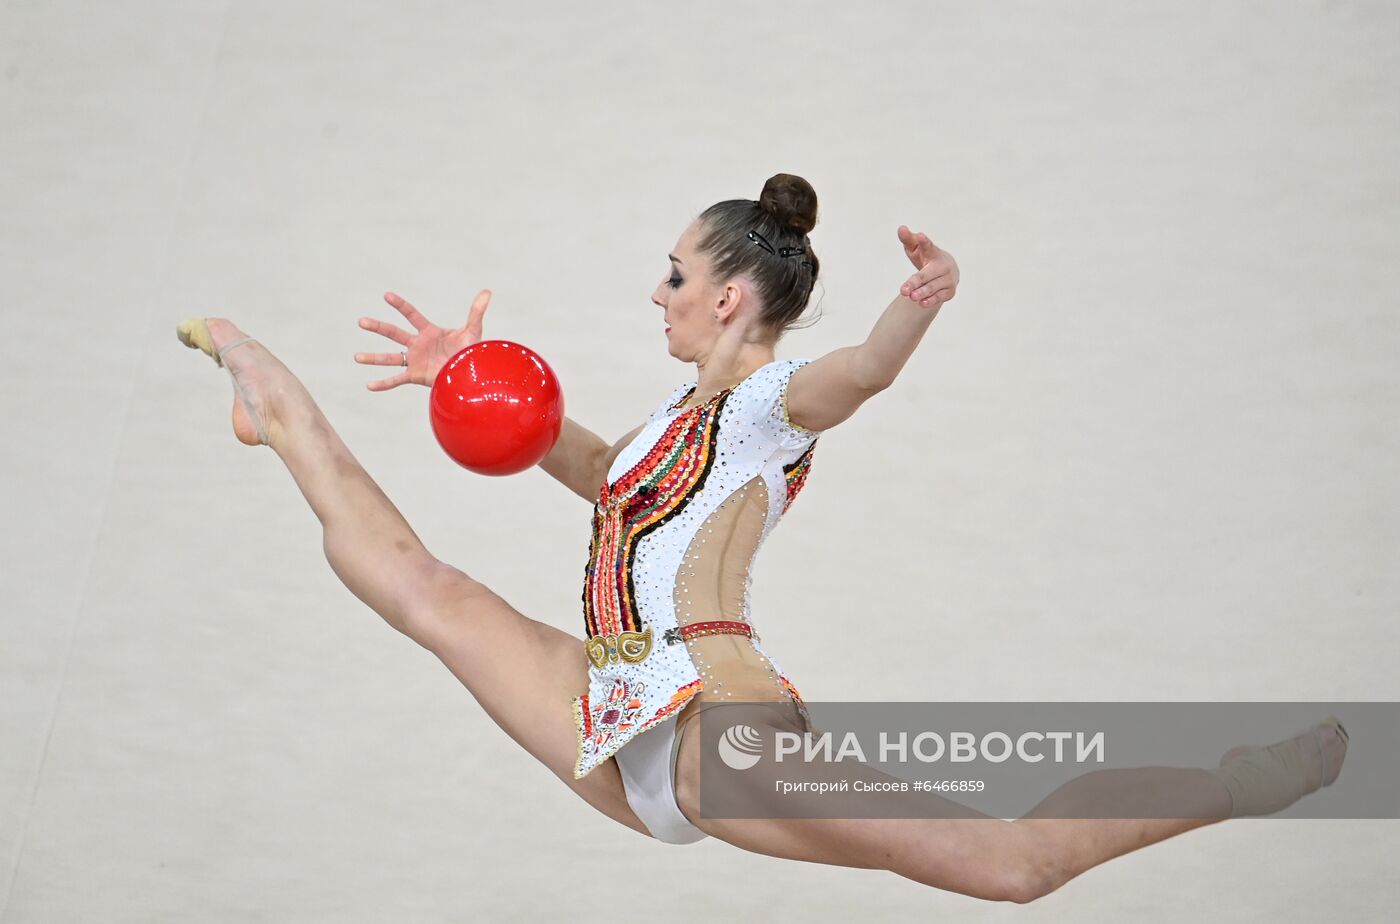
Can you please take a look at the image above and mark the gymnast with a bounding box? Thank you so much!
[177,172,1347,902]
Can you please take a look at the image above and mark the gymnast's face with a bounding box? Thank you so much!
[652,221,723,362]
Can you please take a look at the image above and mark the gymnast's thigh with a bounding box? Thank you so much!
[414,569,649,835]
[670,704,887,868]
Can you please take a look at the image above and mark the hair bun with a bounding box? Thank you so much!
[758,173,819,236]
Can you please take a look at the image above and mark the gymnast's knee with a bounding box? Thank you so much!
[997,839,1064,904]
[403,561,491,647]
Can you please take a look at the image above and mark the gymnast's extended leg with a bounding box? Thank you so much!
[178,318,647,835]
[671,697,1347,902]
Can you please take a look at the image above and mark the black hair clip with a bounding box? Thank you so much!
[747,229,776,254]
[749,228,809,263]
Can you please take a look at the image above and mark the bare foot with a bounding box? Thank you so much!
[176,317,284,447]
[1219,717,1349,794]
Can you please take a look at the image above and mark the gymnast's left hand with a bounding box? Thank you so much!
[897,225,959,308]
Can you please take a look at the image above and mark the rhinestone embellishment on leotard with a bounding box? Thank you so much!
[581,390,729,642]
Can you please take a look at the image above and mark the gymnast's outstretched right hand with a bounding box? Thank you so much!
[355,289,492,390]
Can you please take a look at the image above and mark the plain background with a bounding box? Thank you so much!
[2,0,1396,920]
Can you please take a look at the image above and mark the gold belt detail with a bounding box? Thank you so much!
[585,626,653,668]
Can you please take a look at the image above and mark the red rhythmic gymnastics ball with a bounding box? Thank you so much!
[428,340,564,476]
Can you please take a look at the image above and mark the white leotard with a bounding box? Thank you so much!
[571,358,819,779]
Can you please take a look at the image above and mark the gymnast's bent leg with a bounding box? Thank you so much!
[177,317,647,835]
[672,700,1346,902]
